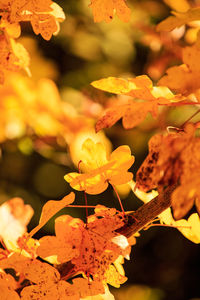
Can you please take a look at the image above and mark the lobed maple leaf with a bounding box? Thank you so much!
[89,0,131,23]
[0,253,77,299]
[37,205,131,287]
[159,41,200,101]
[91,75,185,131]
[0,1,65,41]
[64,138,134,194]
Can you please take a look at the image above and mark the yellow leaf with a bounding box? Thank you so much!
[65,139,134,195]
[91,75,179,103]
[163,0,190,13]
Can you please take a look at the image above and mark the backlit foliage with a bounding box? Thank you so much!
[0,0,200,299]
[65,139,134,194]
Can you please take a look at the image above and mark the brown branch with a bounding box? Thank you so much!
[117,186,174,237]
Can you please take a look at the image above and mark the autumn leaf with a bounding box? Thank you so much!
[64,139,134,194]
[95,101,158,131]
[163,0,190,13]
[104,264,127,288]
[89,0,131,23]
[37,215,83,263]
[0,272,20,300]
[157,7,200,32]
[171,172,200,219]
[10,39,30,75]
[136,123,200,219]
[72,278,104,298]
[158,42,200,100]
[29,192,75,237]
[0,197,33,251]
[0,1,65,41]
[159,209,200,244]
[91,75,179,103]
[0,20,21,38]
[37,206,131,284]
[0,253,79,300]
[91,75,185,131]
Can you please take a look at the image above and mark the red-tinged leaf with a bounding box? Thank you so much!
[29,192,75,237]
[95,105,126,132]
[96,101,158,132]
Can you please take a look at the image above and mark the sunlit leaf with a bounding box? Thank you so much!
[157,7,200,32]
[29,192,75,237]
[65,139,134,194]
[89,0,131,23]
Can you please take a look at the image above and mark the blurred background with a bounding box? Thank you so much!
[0,0,200,299]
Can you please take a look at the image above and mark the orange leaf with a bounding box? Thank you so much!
[157,7,200,32]
[37,215,83,263]
[20,280,79,300]
[29,192,75,237]
[38,206,131,283]
[92,75,184,130]
[171,173,200,219]
[72,278,104,298]
[0,272,20,300]
[89,0,131,23]
[158,43,200,100]
[96,101,158,131]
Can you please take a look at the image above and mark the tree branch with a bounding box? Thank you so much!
[117,187,173,237]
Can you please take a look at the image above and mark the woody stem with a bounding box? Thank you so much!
[117,186,174,237]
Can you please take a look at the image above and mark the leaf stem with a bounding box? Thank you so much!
[78,160,89,225]
[180,108,200,128]
[67,205,96,208]
[111,184,125,217]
